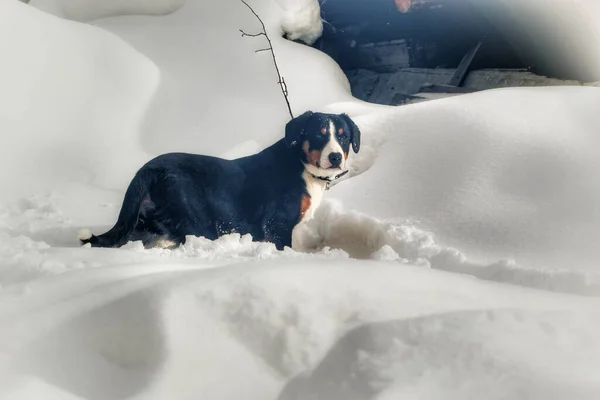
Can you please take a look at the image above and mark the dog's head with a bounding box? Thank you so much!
[285,111,361,177]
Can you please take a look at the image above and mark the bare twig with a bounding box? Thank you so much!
[239,29,265,38]
[239,0,294,119]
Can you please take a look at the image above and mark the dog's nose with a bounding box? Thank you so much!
[328,152,342,168]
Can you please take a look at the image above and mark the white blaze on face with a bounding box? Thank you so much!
[319,120,345,170]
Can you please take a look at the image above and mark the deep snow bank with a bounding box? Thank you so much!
[2,258,600,400]
[15,0,600,290]
[88,0,352,157]
[294,199,600,297]
[276,0,323,45]
[0,1,159,202]
[30,0,186,21]
[325,86,600,272]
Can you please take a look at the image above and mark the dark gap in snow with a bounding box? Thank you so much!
[301,0,595,106]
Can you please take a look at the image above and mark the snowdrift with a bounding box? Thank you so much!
[2,256,600,400]
[322,86,600,290]
[1,0,600,398]
[29,0,186,21]
[0,1,158,202]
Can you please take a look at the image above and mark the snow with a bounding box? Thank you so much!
[0,1,159,201]
[29,0,186,21]
[2,258,600,400]
[277,0,323,45]
[326,87,600,272]
[1,0,600,398]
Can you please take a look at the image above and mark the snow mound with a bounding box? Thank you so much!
[295,199,600,296]
[279,309,600,400]
[0,1,159,203]
[276,0,323,44]
[2,260,599,400]
[30,0,186,21]
[328,86,600,273]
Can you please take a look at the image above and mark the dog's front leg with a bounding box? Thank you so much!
[262,222,292,251]
[274,236,291,251]
[266,231,291,251]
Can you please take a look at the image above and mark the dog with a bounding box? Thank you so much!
[79,111,361,251]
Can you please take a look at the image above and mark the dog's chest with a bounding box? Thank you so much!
[291,171,327,251]
[299,170,327,223]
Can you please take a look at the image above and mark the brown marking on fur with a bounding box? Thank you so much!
[338,128,344,135]
[303,140,322,167]
[309,150,322,166]
[300,195,311,220]
[344,151,349,160]
[320,128,327,135]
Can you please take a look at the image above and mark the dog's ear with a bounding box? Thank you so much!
[340,113,361,153]
[285,111,314,148]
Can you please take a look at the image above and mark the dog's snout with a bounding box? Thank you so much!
[328,152,342,168]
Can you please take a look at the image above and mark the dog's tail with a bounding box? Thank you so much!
[79,169,154,248]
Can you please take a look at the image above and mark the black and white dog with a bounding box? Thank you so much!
[79,111,360,250]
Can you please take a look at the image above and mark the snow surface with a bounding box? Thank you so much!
[29,0,186,21]
[1,0,600,398]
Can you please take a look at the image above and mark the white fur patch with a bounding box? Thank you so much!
[292,170,328,250]
[300,170,327,223]
[77,228,93,241]
[319,120,345,170]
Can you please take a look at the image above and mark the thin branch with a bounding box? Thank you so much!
[281,77,289,96]
[239,29,265,38]
[255,48,271,53]
[239,0,294,119]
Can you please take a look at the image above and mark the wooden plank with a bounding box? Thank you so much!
[419,84,477,94]
[367,68,453,104]
[390,93,424,105]
[348,69,382,101]
[447,40,483,87]
[355,41,411,72]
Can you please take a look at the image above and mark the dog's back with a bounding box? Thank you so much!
[81,141,306,249]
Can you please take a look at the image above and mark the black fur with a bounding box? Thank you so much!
[81,112,361,250]
[285,110,314,148]
[341,113,361,154]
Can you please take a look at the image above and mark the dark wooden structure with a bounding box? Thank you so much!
[310,0,592,105]
[317,0,524,69]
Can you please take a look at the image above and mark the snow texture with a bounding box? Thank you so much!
[29,0,186,21]
[277,0,323,45]
[1,0,600,398]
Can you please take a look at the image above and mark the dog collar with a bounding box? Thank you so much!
[310,170,349,190]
